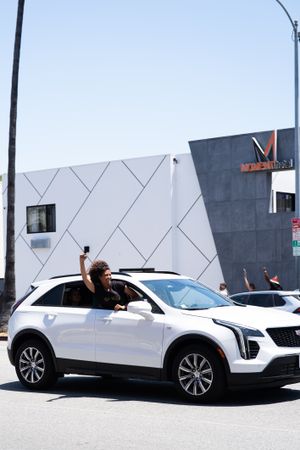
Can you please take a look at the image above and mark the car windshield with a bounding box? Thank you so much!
[141,278,231,310]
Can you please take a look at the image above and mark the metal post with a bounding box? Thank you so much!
[294,20,299,219]
[274,1,300,287]
[294,20,300,288]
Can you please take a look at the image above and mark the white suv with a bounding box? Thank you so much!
[7,270,300,402]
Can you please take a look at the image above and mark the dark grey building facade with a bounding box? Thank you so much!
[189,128,296,294]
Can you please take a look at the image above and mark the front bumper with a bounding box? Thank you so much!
[227,355,300,390]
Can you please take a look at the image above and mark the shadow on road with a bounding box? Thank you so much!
[1,375,300,407]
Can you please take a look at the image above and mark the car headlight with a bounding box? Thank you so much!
[213,319,264,360]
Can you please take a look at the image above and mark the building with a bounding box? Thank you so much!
[2,153,223,298]
[190,127,295,292]
[1,127,296,298]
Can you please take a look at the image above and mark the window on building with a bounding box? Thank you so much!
[276,192,295,212]
[27,204,56,233]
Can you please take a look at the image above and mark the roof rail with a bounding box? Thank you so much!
[50,273,81,279]
[154,271,180,275]
[118,268,180,275]
[119,268,155,273]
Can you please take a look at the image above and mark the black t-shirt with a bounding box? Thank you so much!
[93,283,121,309]
[111,280,129,304]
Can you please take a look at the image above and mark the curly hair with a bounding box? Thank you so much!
[89,259,110,284]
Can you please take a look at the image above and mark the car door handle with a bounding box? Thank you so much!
[46,313,57,320]
[97,317,112,322]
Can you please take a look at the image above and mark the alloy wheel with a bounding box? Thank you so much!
[178,352,213,396]
[19,346,45,384]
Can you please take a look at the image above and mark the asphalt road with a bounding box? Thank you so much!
[1,341,300,450]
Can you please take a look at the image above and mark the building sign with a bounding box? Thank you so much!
[240,130,294,173]
[292,218,300,256]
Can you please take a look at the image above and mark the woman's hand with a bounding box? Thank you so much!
[80,253,87,262]
[114,304,126,311]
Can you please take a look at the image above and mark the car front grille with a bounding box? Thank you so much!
[263,356,300,377]
[267,327,300,347]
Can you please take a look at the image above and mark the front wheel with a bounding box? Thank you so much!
[15,339,57,390]
[172,345,226,402]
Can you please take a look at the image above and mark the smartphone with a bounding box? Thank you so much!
[84,246,90,254]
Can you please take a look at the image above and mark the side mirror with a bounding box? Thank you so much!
[127,300,154,320]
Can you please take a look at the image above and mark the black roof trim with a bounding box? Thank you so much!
[50,273,81,279]
[119,268,180,275]
[50,269,181,280]
[119,268,155,273]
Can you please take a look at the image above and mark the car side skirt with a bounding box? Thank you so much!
[56,358,162,380]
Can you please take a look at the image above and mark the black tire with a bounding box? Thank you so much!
[15,339,57,390]
[172,345,226,402]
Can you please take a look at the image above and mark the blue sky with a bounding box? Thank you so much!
[0,0,299,173]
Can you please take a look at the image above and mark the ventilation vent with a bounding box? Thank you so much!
[31,238,51,249]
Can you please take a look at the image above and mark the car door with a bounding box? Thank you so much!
[33,282,96,362]
[95,304,165,368]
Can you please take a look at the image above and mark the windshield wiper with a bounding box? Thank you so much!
[214,304,230,308]
[181,307,209,310]
[230,300,247,307]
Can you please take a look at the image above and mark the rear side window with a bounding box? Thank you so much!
[33,285,64,306]
[248,294,274,307]
[62,283,93,308]
[274,295,286,306]
[33,282,93,308]
[232,294,249,305]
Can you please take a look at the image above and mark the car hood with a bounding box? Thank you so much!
[180,304,300,329]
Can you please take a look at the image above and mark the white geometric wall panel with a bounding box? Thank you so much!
[178,195,217,262]
[122,155,167,187]
[15,236,44,299]
[173,154,201,221]
[71,162,108,192]
[2,153,224,298]
[24,168,59,198]
[119,156,171,261]
[145,229,173,271]
[97,228,146,271]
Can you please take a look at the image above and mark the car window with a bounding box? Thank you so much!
[273,294,286,306]
[33,284,64,306]
[33,282,93,308]
[141,278,230,310]
[63,282,93,308]
[248,294,274,307]
[113,279,164,314]
[231,294,249,305]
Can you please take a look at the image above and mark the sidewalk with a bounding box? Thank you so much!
[0,332,8,341]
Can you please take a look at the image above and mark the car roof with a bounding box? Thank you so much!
[31,270,189,287]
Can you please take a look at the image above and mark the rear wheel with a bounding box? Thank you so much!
[15,339,57,389]
[172,345,226,402]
